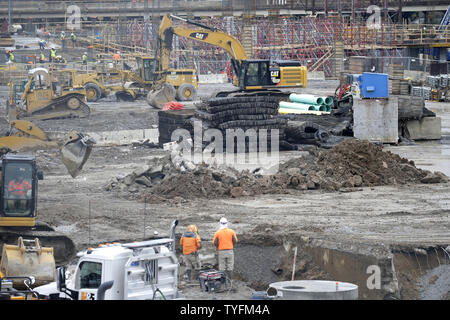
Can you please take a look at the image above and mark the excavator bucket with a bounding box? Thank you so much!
[0,237,55,289]
[60,131,96,178]
[146,83,176,109]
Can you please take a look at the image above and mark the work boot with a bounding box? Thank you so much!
[186,270,192,282]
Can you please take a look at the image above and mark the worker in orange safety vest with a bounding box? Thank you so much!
[7,170,32,210]
[212,217,237,284]
[180,224,201,282]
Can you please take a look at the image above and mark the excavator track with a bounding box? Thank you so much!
[18,94,91,121]
[0,224,77,266]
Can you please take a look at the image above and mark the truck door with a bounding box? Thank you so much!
[76,261,103,300]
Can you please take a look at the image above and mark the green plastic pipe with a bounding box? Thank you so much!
[289,93,324,106]
[279,101,317,111]
[322,96,334,106]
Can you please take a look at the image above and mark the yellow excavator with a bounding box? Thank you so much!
[0,119,96,289]
[8,68,91,121]
[147,14,308,108]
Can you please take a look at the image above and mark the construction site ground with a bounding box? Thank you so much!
[1,80,449,300]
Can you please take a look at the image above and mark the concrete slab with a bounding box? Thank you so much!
[406,117,442,141]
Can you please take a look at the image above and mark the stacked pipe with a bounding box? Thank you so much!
[279,94,333,115]
[192,96,287,152]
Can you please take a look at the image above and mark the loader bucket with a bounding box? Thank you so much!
[0,237,55,289]
[61,131,96,178]
[146,83,175,109]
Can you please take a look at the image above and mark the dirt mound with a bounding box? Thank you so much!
[105,140,448,201]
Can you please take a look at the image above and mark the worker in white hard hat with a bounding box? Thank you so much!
[212,217,238,285]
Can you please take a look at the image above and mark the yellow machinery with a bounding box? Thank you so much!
[1,237,55,289]
[65,58,198,103]
[8,68,91,121]
[0,120,96,284]
[147,14,307,108]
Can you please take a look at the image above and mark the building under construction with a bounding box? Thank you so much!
[1,0,449,78]
[1,0,450,303]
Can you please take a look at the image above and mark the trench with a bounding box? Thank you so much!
[229,236,450,300]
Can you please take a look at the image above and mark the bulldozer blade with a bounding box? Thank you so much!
[146,84,175,109]
[61,131,96,178]
[0,237,55,289]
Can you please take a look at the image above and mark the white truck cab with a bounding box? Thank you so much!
[35,220,183,300]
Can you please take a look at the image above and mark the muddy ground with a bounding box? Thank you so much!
[1,81,449,300]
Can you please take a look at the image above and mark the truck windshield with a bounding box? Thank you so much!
[79,261,102,289]
[2,162,33,216]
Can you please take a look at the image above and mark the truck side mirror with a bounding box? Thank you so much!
[56,266,66,291]
[37,170,44,180]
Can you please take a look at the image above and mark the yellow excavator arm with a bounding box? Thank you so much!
[147,14,307,108]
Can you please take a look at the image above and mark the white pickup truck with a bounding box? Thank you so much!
[34,220,183,300]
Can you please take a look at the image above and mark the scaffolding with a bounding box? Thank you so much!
[46,14,450,78]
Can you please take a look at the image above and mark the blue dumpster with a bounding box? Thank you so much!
[358,73,389,99]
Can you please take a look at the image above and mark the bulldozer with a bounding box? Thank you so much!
[0,120,96,289]
[8,67,91,121]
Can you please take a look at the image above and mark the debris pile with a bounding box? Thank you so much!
[105,139,448,201]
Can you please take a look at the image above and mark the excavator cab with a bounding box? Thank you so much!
[0,155,41,227]
[238,59,307,90]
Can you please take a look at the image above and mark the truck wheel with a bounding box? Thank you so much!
[176,83,197,101]
[85,83,101,102]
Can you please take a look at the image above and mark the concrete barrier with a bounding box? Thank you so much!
[198,74,228,84]
[47,129,159,147]
[405,117,442,140]
[353,97,399,144]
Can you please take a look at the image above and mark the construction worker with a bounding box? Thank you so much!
[82,52,88,65]
[70,33,77,47]
[7,169,32,211]
[7,50,14,63]
[180,224,201,282]
[50,48,56,62]
[39,51,45,63]
[113,51,120,67]
[39,39,46,50]
[61,31,66,50]
[212,217,238,284]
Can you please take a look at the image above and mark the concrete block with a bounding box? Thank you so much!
[198,74,228,84]
[353,97,399,144]
[87,129,159,147]
[405,117,441,140]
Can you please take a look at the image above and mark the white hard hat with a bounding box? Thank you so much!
[220,217,228,224]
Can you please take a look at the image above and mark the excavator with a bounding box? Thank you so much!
[147,14,308,108]
[0,118,96,289]
[8,67,91,121]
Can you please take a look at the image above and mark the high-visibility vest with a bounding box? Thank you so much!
[8,179,31,196]
[180,231,201,255]
[71,34,76,40]
[82,54,87,62]
[61,33,66,39]
[9,53,14,61]
[51,50,56,58]
[212,228,237,251]
[40,53,45,61]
